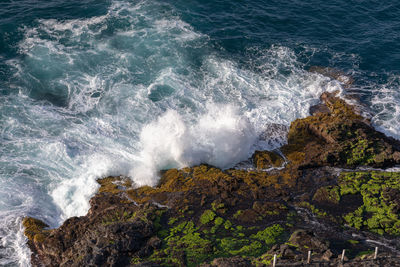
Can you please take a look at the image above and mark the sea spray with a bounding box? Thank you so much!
[0,0,367,264]
[132,104,257,186]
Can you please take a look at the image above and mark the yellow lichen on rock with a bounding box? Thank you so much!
[252,150,284,169]
[22,217,48,242]
[97,176,132,194]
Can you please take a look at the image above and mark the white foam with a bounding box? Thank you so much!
[153,18,203,41]
[1,0,348,265]
[0,215,31,267]
[14,218,31,267]
[46,43,343,219]
[51,154,110,220]
[369,76,400,139]
[132,104,256,186]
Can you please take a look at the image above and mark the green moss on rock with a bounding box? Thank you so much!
[313,186,341,205]
[338,172,400,235]
[280,92,400,169]
[148,212,287,267]
[200,210,216,225]
[251,224,285,246]
[298,202,328,218]
[22,92,400,266]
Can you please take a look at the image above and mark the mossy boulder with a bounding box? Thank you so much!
[22,217,49,242]
[339,172,400,235]
[306,171,400,236]
[252,150,284,169]
[312,186,341,205]
[281,91,400,168]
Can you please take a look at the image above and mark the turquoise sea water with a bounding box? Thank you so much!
[1,0,400,265]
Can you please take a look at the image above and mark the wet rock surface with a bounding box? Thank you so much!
[23,92,400,266]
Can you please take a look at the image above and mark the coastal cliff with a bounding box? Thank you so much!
[23,92,400,266]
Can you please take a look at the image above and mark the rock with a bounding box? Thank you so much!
[309,103,330,115]
[22,217,49,242]
[321,249,333,261]
[252,150,284,169]
[132,263,162,267]
[208,256,253,267]
[259,123,289,148]
[337,254,349,262]
[312,186,340,205]
[279,244,297,258]
[309,66,354,87]
[282,91,400,168]
[382,188,400,213]
[24,190,162,266]
[287,230,329,254]
[23,91,400,266]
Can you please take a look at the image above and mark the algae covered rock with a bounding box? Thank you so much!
[282,91,400,168]
[25,168,400,266]
[24,174,292,267]
[22,217,49,242]
[338,172,400,235]
[303,171,400,239]
[23,91,400,266]
[200,256,252,267]
[252,150,284,169]
[23,181,166,267]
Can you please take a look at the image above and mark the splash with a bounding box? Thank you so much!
[0,0,345,264]
[133,105,257,186]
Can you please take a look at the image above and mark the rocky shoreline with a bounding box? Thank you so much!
[23,91,400,266]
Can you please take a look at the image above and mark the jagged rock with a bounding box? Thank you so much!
[24,191,164,267]
[282,91,400,168]
[288,230,329,254]
[132,262,162,267]
[23,92,400,266]
[252,150,284,169]
[321,249,334,261]
[309,103,331,115]
[201,256,253,267]
[309,66,354,87]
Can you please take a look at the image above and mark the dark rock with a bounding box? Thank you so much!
[288,230,329,254]
[282,91,400,168]
[208,256,253,267]
[24,190,162,266]
[23,91,400,266]
[321,249,333,261]
[132,262,162,267]
[309,103,330,115]
[252,150,284,169]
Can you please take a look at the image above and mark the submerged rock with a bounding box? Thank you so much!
[309,66,354,87]
[23,92,400,266]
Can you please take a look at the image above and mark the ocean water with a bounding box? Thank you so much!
[0,0,400,265]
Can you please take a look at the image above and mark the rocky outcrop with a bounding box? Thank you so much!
[24,187,162,266]
[282,91,400,169]
[252,150,284,169]
[23,92,400,266]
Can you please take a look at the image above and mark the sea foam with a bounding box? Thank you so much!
[8,0,343,221]
[0,0,345,265]
[132,104,257,186]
